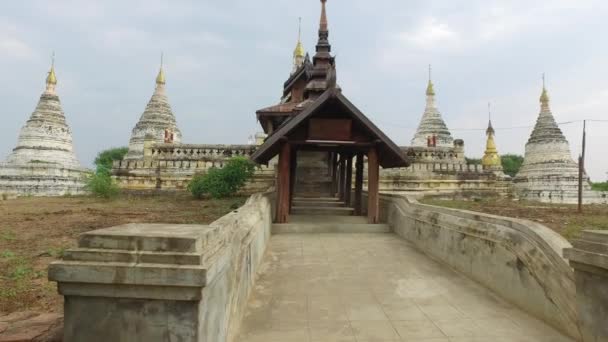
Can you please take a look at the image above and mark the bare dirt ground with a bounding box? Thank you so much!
[0,194,246,314]
[420,198,608,241]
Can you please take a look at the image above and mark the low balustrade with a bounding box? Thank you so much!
[149,144,256,161]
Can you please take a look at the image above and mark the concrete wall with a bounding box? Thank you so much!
[49,192,274,342]
[379,193,581,340]
[202,192,274,342]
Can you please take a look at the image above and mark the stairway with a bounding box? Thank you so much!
[279,151,389,233]
[292,196,354,216]
[273,214,391,234]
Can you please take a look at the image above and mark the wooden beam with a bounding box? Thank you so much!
[367,147,380,224]
[276,142,291,223]
[354,153,364,215]
[345,154,353,207]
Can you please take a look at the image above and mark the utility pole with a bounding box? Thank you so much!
[578,120,586,213]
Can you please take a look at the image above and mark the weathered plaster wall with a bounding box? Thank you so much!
[202,192,274,342]
[0,162,89,197]
[49,192,274,342]
[379,193,581,340]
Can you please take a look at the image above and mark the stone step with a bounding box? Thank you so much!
[289,215,368,224]
[291,206,355,216]
[293,196,340,202]
[293,200,344,208]
[273,223,390,234]
[77,223,209,253]
[48,260,207,287]
[63,248,202,265]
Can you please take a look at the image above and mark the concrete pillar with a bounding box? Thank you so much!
[564,230,608,341]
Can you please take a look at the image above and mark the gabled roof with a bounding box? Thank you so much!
[252,89,410,168]
[283,55,313,97]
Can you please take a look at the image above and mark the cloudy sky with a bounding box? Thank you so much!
[1,0,607,180]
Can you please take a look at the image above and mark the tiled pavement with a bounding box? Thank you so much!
[236,233,574,342]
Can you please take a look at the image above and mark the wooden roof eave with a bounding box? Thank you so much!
[251,89,410,168]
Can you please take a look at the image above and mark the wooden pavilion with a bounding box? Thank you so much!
[252,0,409,224]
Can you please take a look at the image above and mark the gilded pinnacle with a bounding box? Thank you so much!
[540,86,549,105]
[46,54,57,86]
[156,55,166,85]
[426,80,435,96]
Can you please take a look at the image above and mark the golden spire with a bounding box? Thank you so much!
[482,102,502,169]
[540,73,549,106]
[426,64,435,96]
[156,52,166,85]
[46,52,57,86]
[294,17,305,59]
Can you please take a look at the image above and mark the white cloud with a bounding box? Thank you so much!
[0,25,33,59]
[397,17,459,49]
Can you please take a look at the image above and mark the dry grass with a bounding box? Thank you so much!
[420,198,608,241]
[0,193,246,314]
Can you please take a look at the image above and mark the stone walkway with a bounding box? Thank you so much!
[236,233,574,342]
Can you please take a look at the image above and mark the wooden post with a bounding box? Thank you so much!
[338,155,345,200]
[345,154,353,206]
[276,142,291,223]
[367,147,380,224]
[578,120,586,213]
[354,153,364,215]
[289,148,297,214]
[331,153,338,196]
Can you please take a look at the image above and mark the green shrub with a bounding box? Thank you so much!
[94,147,128,173]
[86,166,119,198]
[501,154,524,177]
[188,157,256,199]
[465,157,481,165]
[592,182,608,191]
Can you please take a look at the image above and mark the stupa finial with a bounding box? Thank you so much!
[46,51,57,86]
[540,73,549,108]
[292,17,306,73]
[156,52,166,85]
[487,102,495,135]
[426,64,435,96]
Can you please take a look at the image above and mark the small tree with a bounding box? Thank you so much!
[86,166,119,198]
[86,147,128,198]
[94,147,129,173]
[501,154,524,177]
[188,157,256,199]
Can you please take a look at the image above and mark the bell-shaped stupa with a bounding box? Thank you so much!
[411,68,454,147]
[5,58,81,168]
[514,81,603,203]
[0,57,87,197]
[125,56,182,160]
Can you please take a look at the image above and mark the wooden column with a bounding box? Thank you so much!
[337,154,345,200]
[276,142,291,223]
[354,153,364,215]
[331,153,338,196]
[367,147,380,224]
[344,154,353,206]
[289,148,297,213]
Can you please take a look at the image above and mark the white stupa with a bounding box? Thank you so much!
[0,58,88,196]
[124,57,182,160]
